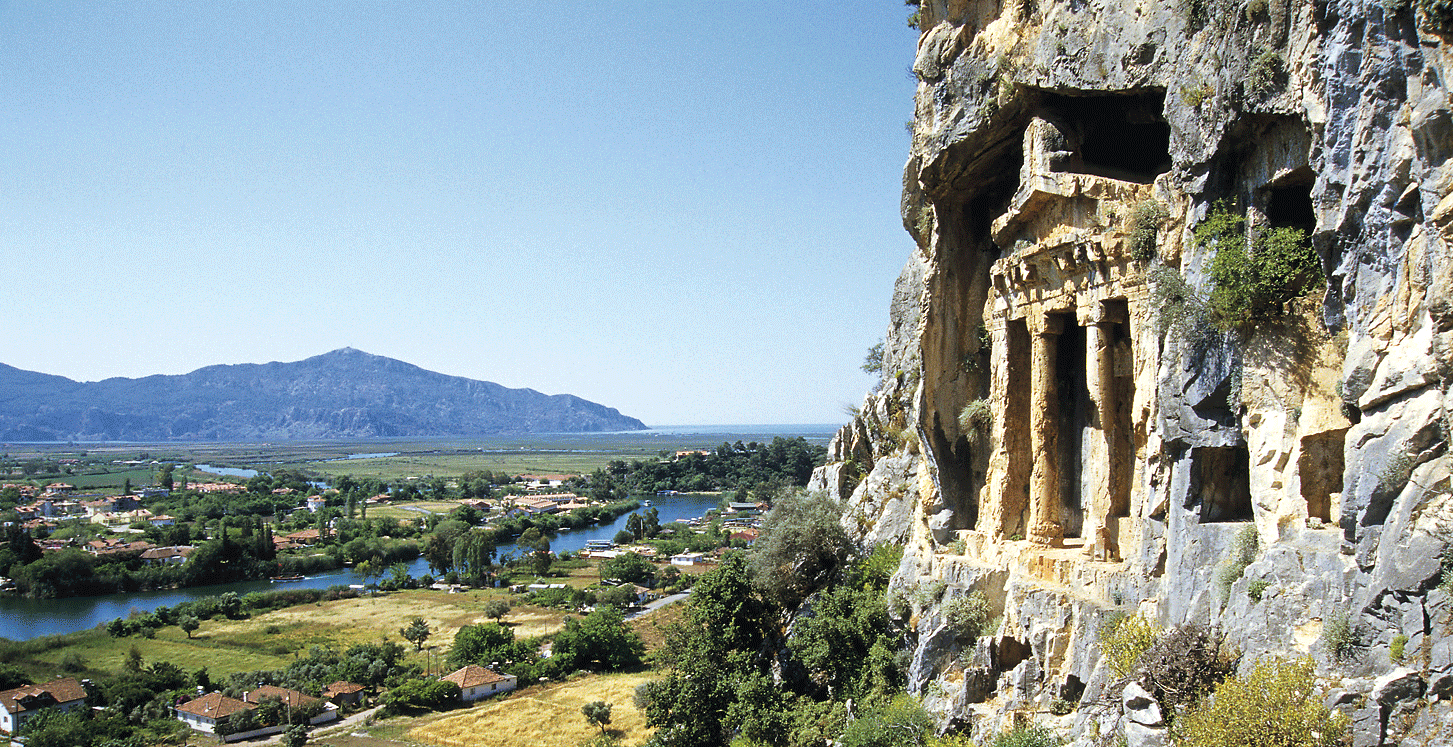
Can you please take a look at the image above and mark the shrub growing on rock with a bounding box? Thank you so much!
[1138,624,1234,722]
[1172,656,1346,747]
[1197,203,1321,331]
[1100,613,1160,677]
[942,591,994,640]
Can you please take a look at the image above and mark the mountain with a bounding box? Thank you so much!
[0,349,647,440]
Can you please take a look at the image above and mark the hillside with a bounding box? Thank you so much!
[810,2,1453,745]
[0,348,647,440]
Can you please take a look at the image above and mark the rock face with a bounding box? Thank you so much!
[0,348,648,440]
[818,0,1453,743]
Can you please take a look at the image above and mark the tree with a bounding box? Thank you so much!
[0,663,28,690]
[582,701,613,735]
[748,489,851,607]
[600,552,654,585]
[453,529,496,585]
[551,606,644,672]
[527,549,553,578]
[282,724,310,747]
[401,616,431,651]
[124,644,143,673]
[861,340,885,374]
[448,622,515,668]
[482,599,511,624]
[178,613,200,639]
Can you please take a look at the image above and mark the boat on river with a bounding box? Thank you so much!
[270,574,306,583]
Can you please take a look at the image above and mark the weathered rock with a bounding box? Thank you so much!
[1371,668,1426,708]
[1121,682,1163,727]
[812,0,1453,741]
[1124,721,1171,747]
[1431,637,1453,699]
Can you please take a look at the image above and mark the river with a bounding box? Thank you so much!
[0,492,725,641]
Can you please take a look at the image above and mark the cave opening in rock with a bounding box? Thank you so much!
[1037,90,1171,184]
[1003,318,1033,537]
[1263,167,1315,235]
[993,636,1032,672]
[1053,312,1089,538]
[1299,429,1346,524]
[1192,445,1253,522]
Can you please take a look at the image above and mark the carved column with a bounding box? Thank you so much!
[1029,314,1063,545]
[1085,318,1114,559]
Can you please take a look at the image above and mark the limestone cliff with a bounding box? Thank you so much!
[812,0,1453,743]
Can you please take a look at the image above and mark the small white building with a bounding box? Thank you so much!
[173,692,255,736]
[441,665,517,702]
[670,552,707,566]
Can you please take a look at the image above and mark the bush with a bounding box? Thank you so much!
[984,725,1062,747]
[942,591,994,640]
[1322,611,1362,663]
[1150,266,1212,345]
[1172,656,1346,747]
[1246,49,1287,97]
[383,678,461,714]
[1390,634,1408,663]
[1126,201,1170,260]
[958,399,992,446]
[1100,613,1160,677]
[837,695,933,747]
[1198,203,1320,331]
[1247,578,1270,601]
[1215,526,1259,604]
[1139,625,1234,722]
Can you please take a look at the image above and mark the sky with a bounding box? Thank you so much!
[1,1,920,427]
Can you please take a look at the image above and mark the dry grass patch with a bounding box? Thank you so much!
[409,673,654,747]
[630,601,684,654]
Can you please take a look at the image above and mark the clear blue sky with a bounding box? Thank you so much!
[1,2,918,426]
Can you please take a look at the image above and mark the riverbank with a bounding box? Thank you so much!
[0,585,577,685]
[0,492,726,640]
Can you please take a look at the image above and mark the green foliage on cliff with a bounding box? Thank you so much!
[1100,613,1160,677]
[1172,656,1346,747]
[1126,200,1170,260]
[1214,525,1260,604]
[1197,203,1321,331]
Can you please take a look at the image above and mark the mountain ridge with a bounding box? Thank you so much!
[0,349,647,441]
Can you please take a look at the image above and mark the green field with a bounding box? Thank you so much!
[5,429,834,484]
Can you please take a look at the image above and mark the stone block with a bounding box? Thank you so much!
[1371,667,1425,707]
[1122,682,1164,727]
[1124,721,1170,747]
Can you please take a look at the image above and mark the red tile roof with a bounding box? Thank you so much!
[322,681,364,698]
[0,677,87,715]
[243,685,319,709]
[175,692,253,719]
[441,665,511,689]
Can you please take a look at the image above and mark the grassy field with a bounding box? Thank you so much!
[6,429,833,485]
[409,672,656,747]
[299,451,662,480]
[8,587,583,684]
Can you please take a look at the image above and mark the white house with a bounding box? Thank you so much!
[440,665,517,702]
[670,552,707,566]
[174,692,255,736]
[0,678,87,735]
